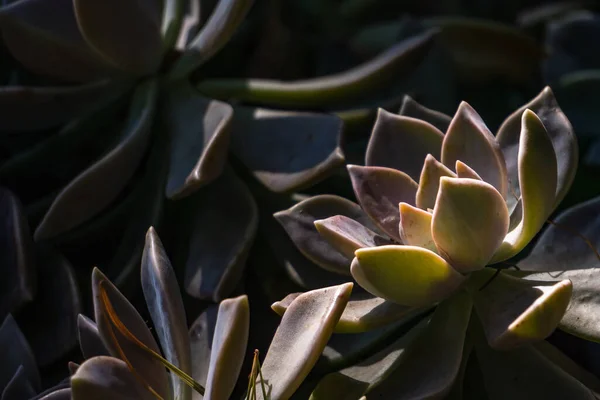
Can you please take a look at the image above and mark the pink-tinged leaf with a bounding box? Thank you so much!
[399,202,436,252]
[348,164,418,241]
[415,154,456,210]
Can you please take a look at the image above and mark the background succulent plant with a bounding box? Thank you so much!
[71,227,352,400]
[274,87,600,398]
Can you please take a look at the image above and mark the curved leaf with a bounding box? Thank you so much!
[37,388,72,400]
[0,79,125,132]
[398,95,451,133]
[17,249,81,366]
[0,0,115,81]
[204,295,249,400]
[519,195,600,272]
[352,245,465,306]
[196,30,437,108]
[141,227,191,400]
[524,268,600,342]
[398,202,436,252]
[0,187,35,321]
[441,102,508,197]
[432,177,509,273]
[470,269,572,349]
[314,215,390,259]
[0,314,39,393]
[257,283,353,400]
[164,82,233,199]
[272,291,420,334]
[366,109,444,182]
[91,268,169,399]
[34,79,158,240]
[274,195,375,275]
[415,154,456,210]
[77,314,108,359]
[496,86,578,211]
[230,106,344,193]
[348,165,418,241]
[169,0,254,79]
[73,0,162,75]
[161,0,184,50]
[71,356,155,400]
[1,365,35,400]
[184,168,257,302]
[492,109,558,263]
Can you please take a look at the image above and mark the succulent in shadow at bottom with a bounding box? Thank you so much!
[71,227,352,400]
[274,87,600,398]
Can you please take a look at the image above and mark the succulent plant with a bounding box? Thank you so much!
[71,226,352,400]
[274,87,600,398]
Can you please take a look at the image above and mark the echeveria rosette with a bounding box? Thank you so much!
[71,226,352,400]
[274,87,600,398]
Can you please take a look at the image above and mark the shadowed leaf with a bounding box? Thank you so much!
[0,315,39,393]
[73,0,162,75]
[230,107,344,193]
[415,154,456,210]
[77,314,108,359]
[189,304,219,399]
[399,202,436,252]
[398,95,451,133]
[315,215,390,259]
[1,365,35,400]
[164,82,233,199]
[34,79,157,240]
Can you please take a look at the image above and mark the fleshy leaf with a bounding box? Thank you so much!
[311,291,472,399]
[471,269,572,349]
[491,109,558,263]
[431,177,509,273]
[257,283,353,400]
[496,86,578,211]
[34,79,157,240]
[141,227,191,400]
[352,245,465,306]
[91,269,169,399]
[367,291,472,399]
[0,0,115,81]
[519,195,600,272]
[0,187,35,321]
[204,295,249,400]
[275,195,376,275]
[398,202,436,252]
[0,314,40,393]
[0,79,125,132]
[524,269,600,342]
[169,0,254,79]
[77,315,108,359]
[473,320,596,400]
[71,356,155,400]
[398,95,451,133]
[37,388,72,400]
[17,249,81,366]
[196,30,438,108]
[183,168,257,302]
[347,165,418,241]
[164,82,233,199]
[272,291,420,334]
[441,102,508,197]
[1,365,35,400]
[366,109,444,182]
[455,160,482,180]
[415,154,456,210]
[314,215,390,259]
[73,0,162,75]
[189,303,218,399]
[230,106,344,193]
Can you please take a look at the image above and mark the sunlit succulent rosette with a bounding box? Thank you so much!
[70,226,352,400]
[274,87,600,398]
